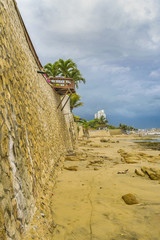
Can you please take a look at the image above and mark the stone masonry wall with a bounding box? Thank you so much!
[0,0,74,239]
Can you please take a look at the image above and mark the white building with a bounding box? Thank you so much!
[94,110,106,119]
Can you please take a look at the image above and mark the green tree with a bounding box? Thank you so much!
[88,120,98,128]
[44,59,85,88]
[119,124,128,131]
[58,59,76,77]
[87,117,108,129]
[68,68,86,88]
[70,93,83,112]
[119,123,137,131]
[44,61,59,77]
[98,115,108,125]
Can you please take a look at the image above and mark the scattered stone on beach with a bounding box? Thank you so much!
[65,156,78,161]
[94,167,99,171]
[135,169,145,177]
[117,149,125,154]
[118,149,139,163]
[122,157,139,164]
[117,169,128,174]
[141,166,160,180]
[100,138,109,142]
[79,158,86,161]
[64,166,78,171]
[122,193,139,205]
[88,160,104,166]
[89,144,102,148]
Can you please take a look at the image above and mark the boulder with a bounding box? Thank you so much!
[135,169,145,177]
[122,193,139,205]
[141,166,160,180]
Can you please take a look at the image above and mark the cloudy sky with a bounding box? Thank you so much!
[16,0,160,128]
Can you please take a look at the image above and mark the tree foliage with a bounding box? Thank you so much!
[87,116,108,129]
[43,61,59,77]
[44,59,85,88]
[119,123,137,131]
[74,116,137,132]
[70,93,83,112]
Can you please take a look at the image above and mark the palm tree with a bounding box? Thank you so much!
[70,93,83,112]
[44,61,59,77]
[99,115,108,125]
[68,69,86,88]
[58,59,77,78]
[44,59,86,88]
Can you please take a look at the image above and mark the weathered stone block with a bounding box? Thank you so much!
[12,197,17,219]
[1,173,11,191]
[0,183,5,198]
[1,124,9,157]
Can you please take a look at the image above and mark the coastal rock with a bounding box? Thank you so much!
[141,166,160,180]
[122,193,139,205]
[118,150,140,163]
[64,166,78,171]
[65,156,77,161]
[100,138,109,143]
[88,160,104,166]
[117,169,128,174]
[118,149,160,164]
[94,167,99,171]
[135,169,145,177]
[121,156,139,164]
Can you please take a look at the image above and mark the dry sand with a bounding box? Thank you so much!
[23,133,160,240]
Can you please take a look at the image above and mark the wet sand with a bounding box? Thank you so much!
[23,133,160,240]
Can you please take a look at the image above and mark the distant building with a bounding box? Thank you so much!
[95,110,106,119]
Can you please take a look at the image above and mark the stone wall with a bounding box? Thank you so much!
[89,130,110,137]
[0,1,74,239]
[62,96,78,144]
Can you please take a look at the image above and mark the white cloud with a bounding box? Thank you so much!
[150,68,160,78]
[119,0,158,22]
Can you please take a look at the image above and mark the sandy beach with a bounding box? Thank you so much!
[23,132,160,240]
